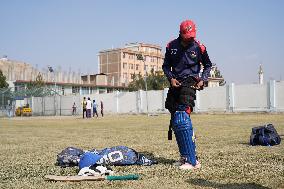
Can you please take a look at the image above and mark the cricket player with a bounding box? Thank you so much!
[82,97,87,119]
[163,20,212,170]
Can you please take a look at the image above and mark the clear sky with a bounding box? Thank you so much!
[0,0,283,84]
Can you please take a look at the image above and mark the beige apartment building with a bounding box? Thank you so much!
[98,43,164,86]
[0,57,37,82]
[0,57,124,95]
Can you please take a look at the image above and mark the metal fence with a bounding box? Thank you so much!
[0,87,60,117]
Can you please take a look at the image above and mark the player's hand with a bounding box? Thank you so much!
[171,78,181,87]
[196,80,204,90]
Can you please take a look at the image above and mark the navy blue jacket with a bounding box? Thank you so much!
[162,37,212,82]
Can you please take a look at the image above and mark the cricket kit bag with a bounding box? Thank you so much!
[57,147,84,167]
[172,110,197,166]
[89,146,157,166]
[79,152,102,170]
[250,124,281,146]
[78,152,114,176]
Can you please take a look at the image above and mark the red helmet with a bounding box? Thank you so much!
[180,20,196,39]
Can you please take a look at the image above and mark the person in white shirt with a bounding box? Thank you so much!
[86,97,92,118]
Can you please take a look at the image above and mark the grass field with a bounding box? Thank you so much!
[0,114,283,189]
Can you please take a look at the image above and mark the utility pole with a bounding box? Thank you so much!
[48,66,56,93]
[136,54,149,115]
[258,64,264,85]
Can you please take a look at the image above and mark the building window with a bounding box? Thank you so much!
[123,53,126,58]
[61,86,65,95]
[123,63,127,69]
[145,56,152,62]
[144,65,148,71]
[99,89,105,94]
[136,64,139,70]
[123,73,127,79]
[15,85,25,91]
[72,86,80,94]
[136,55,140,60]
[129,64,134,69]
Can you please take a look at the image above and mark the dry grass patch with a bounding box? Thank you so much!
[0,114,283,189]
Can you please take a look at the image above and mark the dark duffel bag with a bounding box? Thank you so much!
[250,124,281,146]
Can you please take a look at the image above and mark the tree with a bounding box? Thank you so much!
[214,67,226,86]
[146,69,169,90]
[128,73,145,91]
[128,69,169,91]
[0,70,9,88]
[24,73,47,97]
[27,72,45,89]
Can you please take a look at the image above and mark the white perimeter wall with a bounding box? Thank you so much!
[29,80,284,116]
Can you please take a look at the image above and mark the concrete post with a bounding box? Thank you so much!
[195,90,200,113]
[54,95,57,116]
[137,90,143,113]
[31,97,34,116]
[226,83,235,112]
[116,90,119,113]
[42,97,44,116]
[163,88,169,111]
[269,80,276,112]
[59,95,62,116]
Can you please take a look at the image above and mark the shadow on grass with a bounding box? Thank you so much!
[187,178,270,189]
[140,151,176,165]
[238,141,250,146]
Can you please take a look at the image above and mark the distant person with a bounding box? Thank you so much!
[86,97,92,118]
[7,103,12,118]
[72,102,77,116]
[100,100,104,117]
[82,97,87,118]
[93,99,98,118]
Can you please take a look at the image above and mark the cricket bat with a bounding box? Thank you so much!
[44,174,139,182]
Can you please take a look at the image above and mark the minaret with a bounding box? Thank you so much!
[258,64,264,84]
